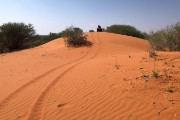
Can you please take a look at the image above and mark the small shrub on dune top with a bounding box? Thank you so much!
[89,30,94,32]
[62,26,92,47]
[106,24,146,39]
[0,22,35,51]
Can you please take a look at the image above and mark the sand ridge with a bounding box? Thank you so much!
[0,32,179,120]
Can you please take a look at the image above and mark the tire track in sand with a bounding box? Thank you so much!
[26,33,102,120]
[0,33,94,111]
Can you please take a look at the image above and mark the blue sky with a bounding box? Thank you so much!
[0,0,180,35]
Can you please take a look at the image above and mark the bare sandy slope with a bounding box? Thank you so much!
[0,32,179,120]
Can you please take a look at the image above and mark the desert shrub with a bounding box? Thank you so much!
[62,26,92,47]
[152,70,158,78]
[49,32,62,40]
[0,32,2,41]
[0,22,35,51]
[106,24,146,39]
[0,32,8,53]
[148,44,157,57]
[89,30,94,32]
[143,32,149,39]
[148,22,180,51]
[23,33,62,49]
[22,35,46,48]
[148,30,166,51]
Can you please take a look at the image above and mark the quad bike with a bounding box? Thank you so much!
[97,25,102,32]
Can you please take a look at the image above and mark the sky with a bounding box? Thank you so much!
[0,0,180,35]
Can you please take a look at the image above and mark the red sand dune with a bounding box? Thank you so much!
[0,32,179,120]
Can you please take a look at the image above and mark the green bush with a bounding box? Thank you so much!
[49,32,62,40]
[22,33,62,49]
[22,35,46,48]
[106,24,146,39]
[0,22,35,51]
[148,22,180,51]
[62,26,92,47]
[89,30,94,32]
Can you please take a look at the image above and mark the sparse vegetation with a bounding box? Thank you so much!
[106,24,146,39]
[148,45,157,57]
[115,64,120,69]
[152,70,158,78]
[148,22,180,52]
[167,85,174,93]
[62,26,92,47]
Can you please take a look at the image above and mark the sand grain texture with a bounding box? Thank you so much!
[0,32,180,120]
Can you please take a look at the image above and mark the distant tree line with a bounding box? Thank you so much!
[0,22,63,53]
[1,22,179,54]
[106,24,147,39]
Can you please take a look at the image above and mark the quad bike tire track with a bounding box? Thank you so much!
[0,33,101,120]
[26,33,102,120]
[0,38,92,109]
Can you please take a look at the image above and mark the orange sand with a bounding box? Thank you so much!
[0,32,179,120]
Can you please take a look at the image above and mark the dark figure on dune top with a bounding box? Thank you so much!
[97,25,102,32]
